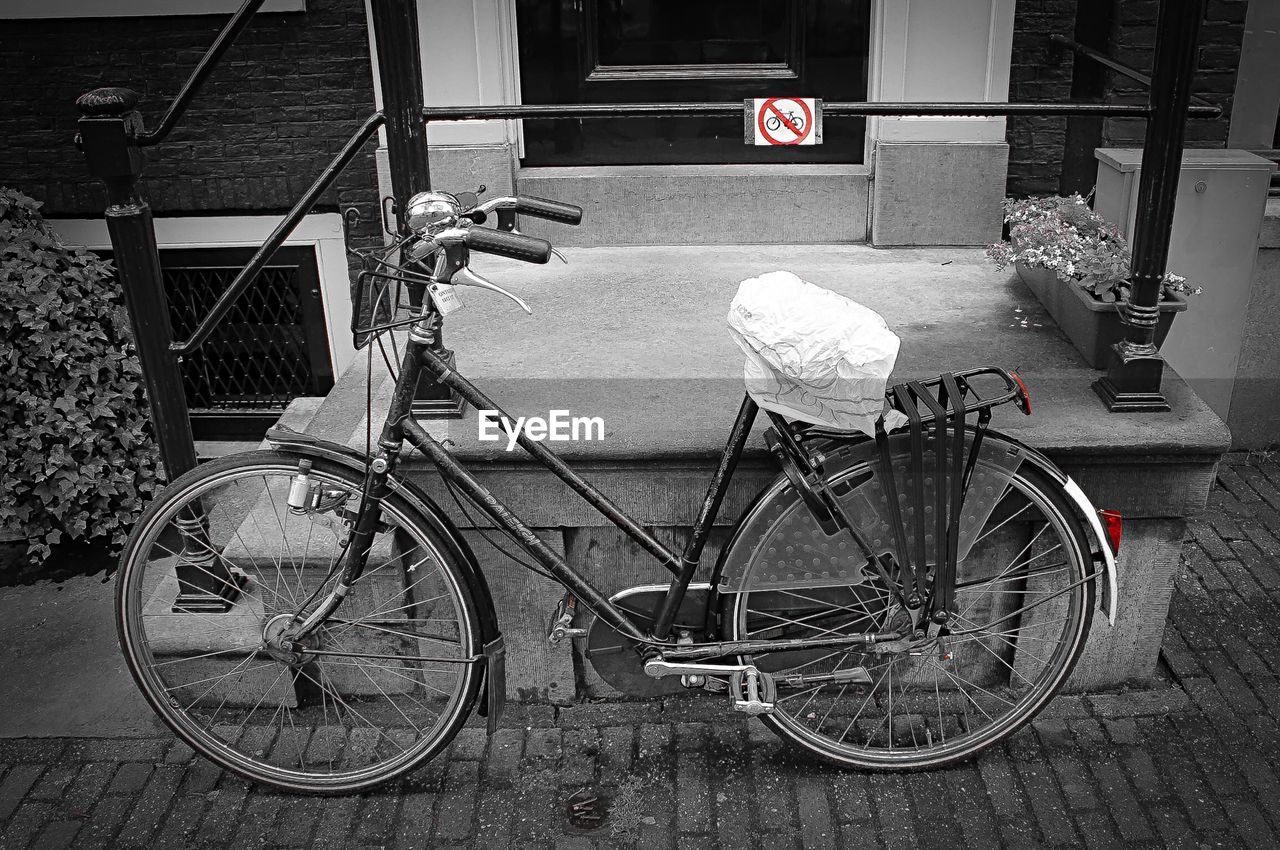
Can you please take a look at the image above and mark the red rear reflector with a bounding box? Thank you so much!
[1099,509,1122,554]
[1010,371,1032,415]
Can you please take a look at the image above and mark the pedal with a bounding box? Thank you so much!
[730,668,777,716]
[547,594,587,645]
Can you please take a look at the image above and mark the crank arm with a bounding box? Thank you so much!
[643,659,752,679]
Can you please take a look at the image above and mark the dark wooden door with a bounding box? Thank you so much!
[516,0,871,165]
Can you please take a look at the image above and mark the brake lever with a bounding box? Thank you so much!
[452,267,532,314]
[551,248,568,264]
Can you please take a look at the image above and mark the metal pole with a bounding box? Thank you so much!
[369,0,465,417]
[1094,0,1205,412]
[76,88,237,612]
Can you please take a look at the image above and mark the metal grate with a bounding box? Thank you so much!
[158,247,334,438]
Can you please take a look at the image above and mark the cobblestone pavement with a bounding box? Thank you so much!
[4,453,1280,849]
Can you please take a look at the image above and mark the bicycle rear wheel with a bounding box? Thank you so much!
[728,461,1094,770]
[116,451,483,794]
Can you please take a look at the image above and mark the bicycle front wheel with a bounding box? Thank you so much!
[729,462,1094,770]
[116,451,484,794]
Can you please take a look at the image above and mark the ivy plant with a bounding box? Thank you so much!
[0,187,160,564]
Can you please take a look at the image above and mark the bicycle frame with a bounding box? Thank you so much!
[342,326,759,650]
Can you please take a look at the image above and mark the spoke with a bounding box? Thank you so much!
[316,658,455,699]
[956,533,1059,622]
[953,575,1087,638]
[357,540,438,585]
[954,562,1069,592]
[285,702,308,770]
[956,626,1038,687]
[263,477,301,592]
[292,663,411,757]
[152,645,260,667]
[325,618,462,646]
[835,661,896,744]
[328,583,451,630]
[949,613,1069,663]
[174,655,270,706]
[775,585,891,622]
[972,495,1028,545]
[864,656,933,749]
[933,660,945,743]
[150,532,292,614]
[924,657,1014,710]
[776,684,823,704]
[295,515,316,608]
[230,664,290,738]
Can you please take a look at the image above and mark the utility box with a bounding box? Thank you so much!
[1094,149,1276,420]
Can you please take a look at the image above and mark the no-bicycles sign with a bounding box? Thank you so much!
[745,97,822,146]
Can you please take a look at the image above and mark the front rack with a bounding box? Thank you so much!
[345,209,434,346]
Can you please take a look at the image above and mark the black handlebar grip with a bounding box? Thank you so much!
[464,227,553,264]
[515,195,583,225]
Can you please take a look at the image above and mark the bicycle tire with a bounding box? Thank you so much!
[728,461,1094,770]
[116,451,484,794]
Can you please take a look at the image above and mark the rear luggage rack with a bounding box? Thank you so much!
[770,366,1032,624]
[797,366,1029,440]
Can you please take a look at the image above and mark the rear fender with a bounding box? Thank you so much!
[992,436,1118,625]
[263,428,506,721]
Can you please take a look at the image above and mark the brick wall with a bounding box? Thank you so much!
[1006,0,1078,197]
[1101,0,1245,148]
[1006,0,1246,199]
[0,0,379,232]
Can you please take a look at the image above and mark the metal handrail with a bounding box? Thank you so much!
[1049,33,1220,113]
[138,0,267,147]
[169,111,386,355]
[423,99,1220,122]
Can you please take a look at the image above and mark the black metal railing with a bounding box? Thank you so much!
[1049,33,1218,112]
[76,0,1215,486]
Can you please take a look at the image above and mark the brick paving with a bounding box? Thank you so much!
[3,453,1280,848]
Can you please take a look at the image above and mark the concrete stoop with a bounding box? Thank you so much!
[282,244,1228,702]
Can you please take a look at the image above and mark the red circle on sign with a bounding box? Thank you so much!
[757,97,814,146]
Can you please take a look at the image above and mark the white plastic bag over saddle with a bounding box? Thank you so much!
[727,270,905,437]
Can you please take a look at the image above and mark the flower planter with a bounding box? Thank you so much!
[1015,263,1187,369]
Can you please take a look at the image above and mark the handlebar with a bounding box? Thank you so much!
[467,194,583,226]
[463,227,553,264]
[515,195,583,225]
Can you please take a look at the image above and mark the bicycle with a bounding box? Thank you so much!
[115,188,1121,794]
[765,110,805,133]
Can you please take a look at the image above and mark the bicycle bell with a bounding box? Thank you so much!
[405,191,461,232]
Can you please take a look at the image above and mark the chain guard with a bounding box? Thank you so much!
[585,583,714,698]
